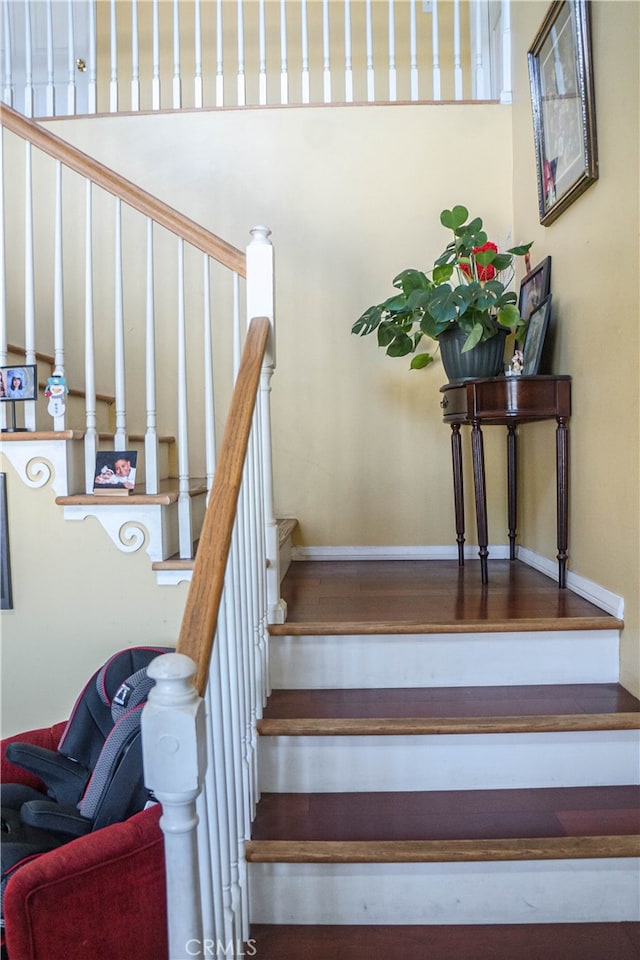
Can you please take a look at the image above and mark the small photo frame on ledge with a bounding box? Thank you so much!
[528,0,598,226]
[93,450,138,495]
[523,295,553,376]
[0,365,37,402]
[518,256,552,325]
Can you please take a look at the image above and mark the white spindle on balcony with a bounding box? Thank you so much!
[432,0,441,101]
[454,0,463,100]
[279,0,288,105]
[109,0,118,112]
[237,0,246,106]
[388,0,397,101]
[172,0,182,109]
[23,143,36,431]
[152,0,161,110]
[301,0,310,104]
[23,1,33,118]
[65,0,76,115]
[344,0,353,102]
[2,3,13,109]
[131,0,140,111]
[322,0,331,103]
[500,0,512,104]
[45,0,55,117]
[194,0,204,108]
[409,0,418,100]
[216,0,225,106]
[365,0,375,102]
[87,0,97,113]
[145,218,159,495]
[83,180,97,493]
[258,0,267,105]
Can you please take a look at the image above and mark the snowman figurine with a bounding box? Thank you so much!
[44,369,69,418]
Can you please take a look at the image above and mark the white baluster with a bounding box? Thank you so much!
[23,0,34,117]
[203,257,216,495]
[152,0,161,109]
[216,0,224,106]
[194,0,203,108]
[2,1,14,108]
[87,0,97,113]
[83,180,97,493]
[500,0,512,104]
[237,0,246,106]
[344,0,353,103]
[279,0,288,105]
[365,0,375,102]
[45,0,55,116]
[131,0,140,111]
[233,272,241,381]
[23,143,36,430]
[141,653,206,960]
[300,0,309,104]
[472,0,487,100]
[453,0,463,100]
[109,0,118,112]
[432,0,441,100]
[145,219,159,494]
[176,239,193,558]
[258,0,267,105]
[65,0,77,115]
[113,198,127,448]
[409,0,418,100]
[172,0,182,108]
[322,0,331,103]
[388,0,397,101]
[52,162,66,430]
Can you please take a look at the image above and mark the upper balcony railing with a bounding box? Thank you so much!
[1,0,512,118]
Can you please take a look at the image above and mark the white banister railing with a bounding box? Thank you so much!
[1,108,282,581]
[1,0,513,118]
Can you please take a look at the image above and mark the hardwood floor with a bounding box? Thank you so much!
[273,558,621,629]
[247,922,640,959]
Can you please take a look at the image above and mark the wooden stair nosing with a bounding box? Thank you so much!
[269,617,624,636]
[245,835,640,864]
[256,712,640,737]
[55,477,208,507]
[0,429,85,442]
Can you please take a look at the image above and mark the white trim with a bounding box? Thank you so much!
[289,544,624,619]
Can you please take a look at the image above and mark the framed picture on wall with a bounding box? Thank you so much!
[523,295,553,375]
[528,0,598,225]
[518,256,552,325]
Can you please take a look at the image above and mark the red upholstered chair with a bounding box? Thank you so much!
[1,724,168,960]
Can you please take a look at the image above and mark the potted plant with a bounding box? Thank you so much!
[352,205,533,381]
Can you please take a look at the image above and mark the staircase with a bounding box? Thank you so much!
[246,558,640,955]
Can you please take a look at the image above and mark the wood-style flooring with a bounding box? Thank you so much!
[251,559,639,958]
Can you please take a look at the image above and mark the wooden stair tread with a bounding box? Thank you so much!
[275,559,623,631]
[249,786,640,848]
[258,712,640,736]
[245,835,640,863]
[56,477,207,506]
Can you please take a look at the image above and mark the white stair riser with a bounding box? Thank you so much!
[259,730,640,793]
[249,858,640,925]
[269,631,620,689]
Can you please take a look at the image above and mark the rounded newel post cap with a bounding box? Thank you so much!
[249,225,272,244]
[147,651,196,683]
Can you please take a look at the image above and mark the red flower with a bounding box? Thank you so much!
[460,241,498,282]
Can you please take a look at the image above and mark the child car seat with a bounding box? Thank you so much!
[1,645,173,917]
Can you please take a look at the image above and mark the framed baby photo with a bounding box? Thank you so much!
[93,450,138,494]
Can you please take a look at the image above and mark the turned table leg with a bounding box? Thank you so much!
[451,423,465,565]
[471,418,489,584]
[556,416,569,588]
[507,424,518,561]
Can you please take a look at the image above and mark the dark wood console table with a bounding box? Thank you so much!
[439,375,572,587]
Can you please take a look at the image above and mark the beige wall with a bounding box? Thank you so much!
[510,0,639,695]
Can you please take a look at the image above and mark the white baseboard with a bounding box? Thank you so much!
[289,544,624,619]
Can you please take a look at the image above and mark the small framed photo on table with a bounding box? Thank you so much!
[518,256,551,326]
[93,450,138,495]
[523,295,553,376]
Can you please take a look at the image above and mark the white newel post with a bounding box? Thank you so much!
[142,653,207,960]
[246,226,286,624]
